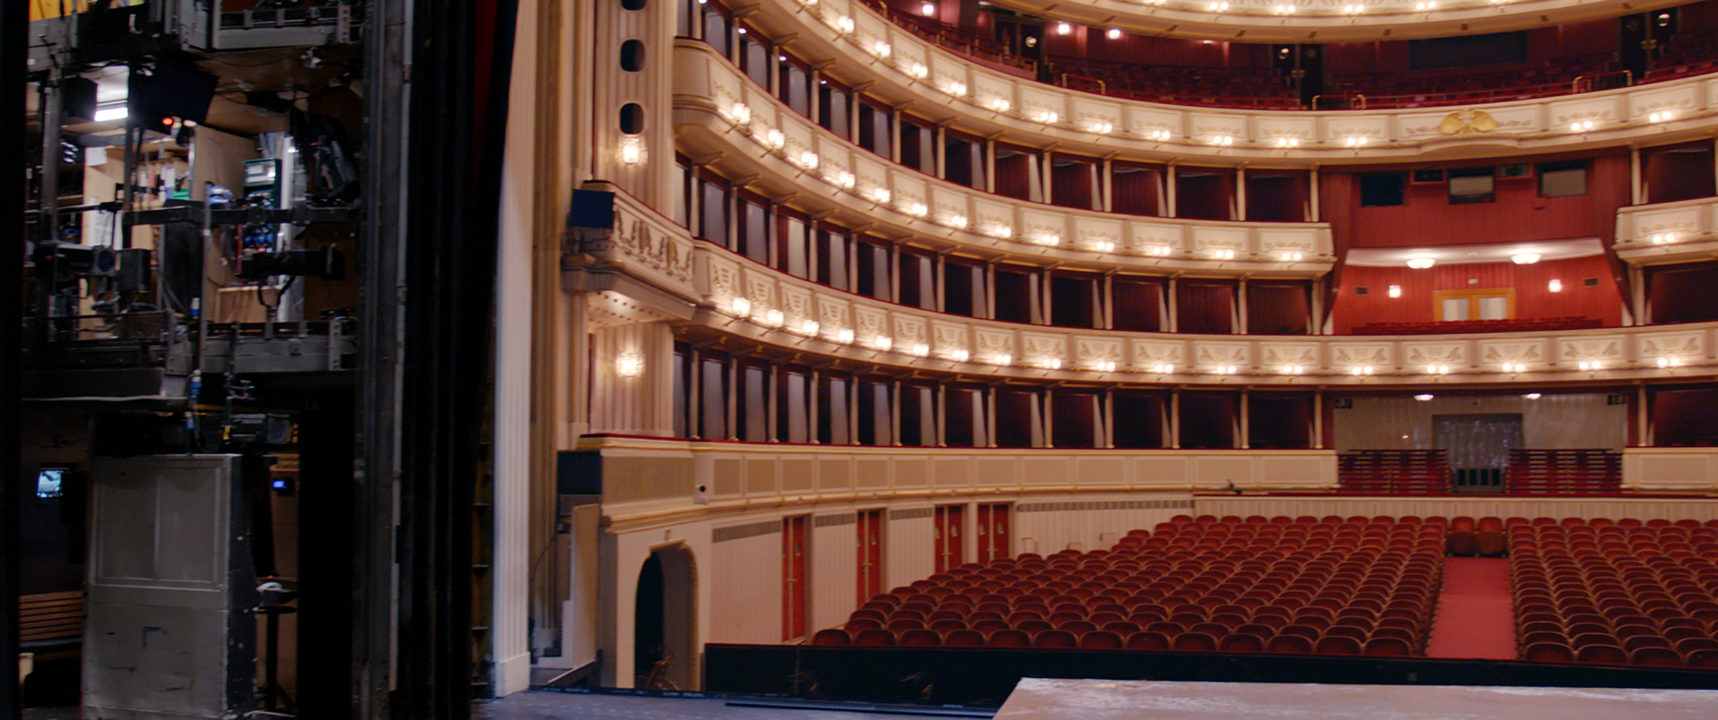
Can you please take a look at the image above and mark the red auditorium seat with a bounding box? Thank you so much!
[1630,647,1684,667]
[1173,633,1218,652]
[812,628,851,646]
[898,629,942,647]
[1363,638,1413,657]
[1125,632,1171,651]
[1267,635,1314,654]
[1315,637,1363,656]
[853,629,896,647]
[987,629,1031,648]
[1080,631,1124,650]
[944,629,985,647]
[1523,642,1574,663]
[1033,630,1078,649]
[1219,634,1264,653]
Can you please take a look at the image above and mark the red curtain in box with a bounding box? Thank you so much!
[1248,393,1313,449]
[1176,168,1235,221]
[1641,141,1716,204]
[1247,282,1312,335]
[995,145,1041,202]
[1051,155,1100,210]
[1180,392,1237,449]
[1651,387,1718,446]
[1114,276,1166,332]
[1113,163,1166,217]
[1646,262,1718,324]
[1178,281,1236,334]
[1246,171,1310,222]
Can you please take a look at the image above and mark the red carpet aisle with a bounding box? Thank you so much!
[1426,558,1517,660]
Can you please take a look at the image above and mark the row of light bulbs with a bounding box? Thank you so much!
[721,97,1316,263]
[721,294,1698,376]
[795,2,1683,151]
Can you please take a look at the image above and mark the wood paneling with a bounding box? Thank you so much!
[1333,256,1622,332]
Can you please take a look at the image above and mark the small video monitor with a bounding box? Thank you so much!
[36,467,66,500]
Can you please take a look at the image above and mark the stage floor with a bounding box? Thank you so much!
[995,678,1718,719]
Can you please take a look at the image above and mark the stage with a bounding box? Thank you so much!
[994,678,1718,719]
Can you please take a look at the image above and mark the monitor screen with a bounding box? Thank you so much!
[36,468,65,500]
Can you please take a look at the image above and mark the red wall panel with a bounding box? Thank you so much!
[1332,255,1623,332]
[1322,155,1631,249]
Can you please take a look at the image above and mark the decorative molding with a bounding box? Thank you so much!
[713,520,781,543]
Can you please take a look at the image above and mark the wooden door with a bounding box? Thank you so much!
[781,515,809,640]
[856,509,884,604]
[977,503,1012,564]
[934,504,965,573]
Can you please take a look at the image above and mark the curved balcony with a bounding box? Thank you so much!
[570,182,1718,387]
[716,0,1718,164]
[675,45,1334,278]
[959,0,1684,43]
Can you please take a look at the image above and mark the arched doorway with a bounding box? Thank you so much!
[633,544,696,690]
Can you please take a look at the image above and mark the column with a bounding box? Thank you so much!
[937,384,948,447]
[1631,266,1648,325]
[689,349,703,439]
[1239,391,1250,449]
[1638,385,1652,447]
[1103,272,1115,329]
[1237,279,1249,335]
[935,253,947,312]
[809,369,821,445]
[1235,166,1247,222]
[986,262,998,320]
[1043,389,1054,449]
[1101,157,1114,212]
[934,125,946,179]
[1104,388,1116,449]
[1167,276,1179,333]
[1631,147,1644,205]
[849,379,860,446]
[1170,390,1182,449]
[985,139,997,194]
[767,364,779,442]
[891,380,902,447]
[1166,163,1178,218]
[987,386,998,448]
[890,104,903,164]
[1311,278,1325,335]
[1042,150,1054,206]
[1308,166,1320,222]
[1041,270,1053,325]
[727,359,739,440]
[1312,390,1324,450]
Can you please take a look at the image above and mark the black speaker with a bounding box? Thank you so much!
[129,61,217,125]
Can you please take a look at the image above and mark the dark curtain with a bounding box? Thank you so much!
[1247,282,1311,335]
[900,383,937,447]
[818,374,850,445]
[994,267,1040,324]
[1652,387,1718,446]
[1113,392,1166,448]
[1642,142,1716,204]
[1050,272,1099,328]
[1113,163,1165,217]
[1178,281,1235,334]
[946,386,988,448]
[1249,394,1312,449]
[1052,392,1099,448]
[1647,262,1718,324]
[1180,392,1237,449]
[944,259,984,318]
[1246,172,1309,222]
[995,147,1038,201]
[1176,169,1235,221]
[1113,277,1165,332]
[775,367,810,443]
[857,378,892,446]
[1051,156,1099,210]
[996,390,1041,448]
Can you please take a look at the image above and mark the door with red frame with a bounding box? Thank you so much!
[781,515,809,641]
[976,503,1012,564]
[856,509,885,605]
[933,504,965,573]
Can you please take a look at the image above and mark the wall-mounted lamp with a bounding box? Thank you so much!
[1547,278,1564,293]
[615,352,644,378]
[1386,284,1403,298]
[617,135,646,165]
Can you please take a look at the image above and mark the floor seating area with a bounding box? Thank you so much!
[1506,449,1621,496]
[818,515,1446,659]
[1351,317,1605,336]
[1508,518,1718,668]
[1339,450,1451,495]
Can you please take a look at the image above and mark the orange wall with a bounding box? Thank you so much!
[1332,255,1624,332]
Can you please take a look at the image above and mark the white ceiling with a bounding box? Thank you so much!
[1344,238,1605,268]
